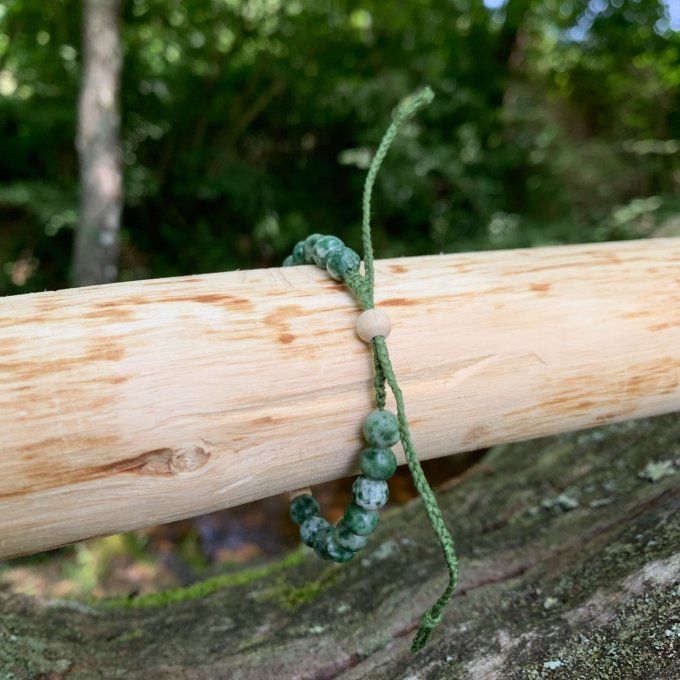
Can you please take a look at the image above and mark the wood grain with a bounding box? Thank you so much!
[1,238,679,558]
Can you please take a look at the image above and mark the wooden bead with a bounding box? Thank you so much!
[355,308,391,342]
[286,487,312,502]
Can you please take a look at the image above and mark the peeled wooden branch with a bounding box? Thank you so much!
[1,239,679,558]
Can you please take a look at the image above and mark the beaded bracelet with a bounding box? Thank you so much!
[281,88,459,653]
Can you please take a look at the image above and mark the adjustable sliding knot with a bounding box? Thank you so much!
[282,85,458,653]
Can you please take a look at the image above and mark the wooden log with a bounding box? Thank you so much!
[1,238,679,559]
[1,414,678,678]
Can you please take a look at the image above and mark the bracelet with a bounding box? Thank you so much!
[281,87,458,653]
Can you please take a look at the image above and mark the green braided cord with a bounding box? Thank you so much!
[372,351,387,410]
[373,336,458,652]
[361,88,432,306]
[347,86,459,653]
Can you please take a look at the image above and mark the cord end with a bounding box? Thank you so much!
[393,86,435,123]
[410,608,443,653]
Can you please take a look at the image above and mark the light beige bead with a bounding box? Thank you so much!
[356,308,392,342]
[286,487,312,502]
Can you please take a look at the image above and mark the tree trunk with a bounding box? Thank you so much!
[1,413,678,679]
[73,0,123,287]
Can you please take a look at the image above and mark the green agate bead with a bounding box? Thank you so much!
[360,447,397,480]
[282,255,294,267]
[343,502,379,535]
[326,246,360,281]
[363,409,400,448]
[315,524,354,562]
[291,240,307,264]
[290,494,320,525]
[300,515,329,547]
[335,521,369,551]
[313,524,334,559]
[304,233,323,263]
[352,476,388,510]
[313,235,344,267]
[325,533,356,563]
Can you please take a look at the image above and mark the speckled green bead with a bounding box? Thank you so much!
[312,235,344,267]
[335,521,369,551]
[326,246,360,281]
[313,524,338,560]
[289,494,320,525]
[360,447,397,480]
[352,476,389,510]
[300,515,329,548]
[314,525,354,563]
[343,502,379,536]
[325,533,356,563]
[303,233,323,263]
[363,409,400,448]
[291,240,307,264]
[282,255,294,267]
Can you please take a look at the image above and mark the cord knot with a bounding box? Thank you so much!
[411,609,444,653]
[421,609,443,628]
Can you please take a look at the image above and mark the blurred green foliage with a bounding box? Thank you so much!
[0,0,678,294]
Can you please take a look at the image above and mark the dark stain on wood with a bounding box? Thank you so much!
[103,375,128,385]
[88,346,125,362]
[596,411,624,423]
[125,292,253,311]
[462,424,491,446]
[622,358,679,397]
[380,288,513,308]
[621,309,656,319]
[529,282,551,295]
[381,297,416,307]
[17,434,119,455]
[264,305,304,350]
[0,337,18,353]
[264,304,304,328]
[388,264,408,274]
[1,342,125,380]
[85,304,136,321]
[0,315,45,327]
[519,261,585,275]
[514,356,680,422]
[446,262,474,274]
[251,415,278,426]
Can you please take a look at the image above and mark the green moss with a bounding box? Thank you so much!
[257,566,340,611]
[100,547,306,609]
